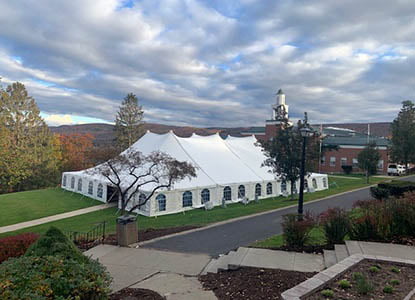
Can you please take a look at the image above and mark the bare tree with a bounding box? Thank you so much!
[89,151,196,215]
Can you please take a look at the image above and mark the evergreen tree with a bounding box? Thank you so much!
[358,142,381,183]
[115,93,144,150]
[0,82,61,193]
[390,100,415,169]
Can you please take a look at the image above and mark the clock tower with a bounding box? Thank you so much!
[265,89,290,140]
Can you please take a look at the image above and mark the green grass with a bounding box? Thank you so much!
[1,175,385,238]
[0,188,102,227]
[251,227,326,248]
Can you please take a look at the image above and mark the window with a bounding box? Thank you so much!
[223,186,232,201]
[377,160,384,170]
[312,178,318,189]
[63,175,67,186]
[97,184,103,198]
[77,179,82,191]
[352,158,358,168]
[304,179,308,190]
[266,182,273,195]
[238,185,245,198]
[292,183,298,194]
[321,156,326,166]
[255,183,262,196]
[281,181,287,192]
[330,157,336,167]
[182,191,193,207]
[201,189,210,204]
[139,193,146,205]
[322,177,327,188]
[341,157,347,166]
[88,181,93,195]
[71,177,75,189]
[156,194,166,211]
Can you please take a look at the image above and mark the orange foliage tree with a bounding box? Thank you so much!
[59,133,94,172]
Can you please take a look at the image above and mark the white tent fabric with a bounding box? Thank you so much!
[61,131,329,216]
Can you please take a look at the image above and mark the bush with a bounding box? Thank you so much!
[282,213,315,248]
[25,226,88,263]
[370,186,390,200]
[0,255,111,299]
[377,181,415,198]
[355,275,373,295]
[390,279,400,286]
[0,233,39,263]
[321,289,334,297]
[338,279,351,289]
[383,285,394,294]
[320,208,350,245]
[341,165,353,174]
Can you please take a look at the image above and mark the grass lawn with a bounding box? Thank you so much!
[0,188,102,227]
[0,175,385,238]
[251,227,327,248]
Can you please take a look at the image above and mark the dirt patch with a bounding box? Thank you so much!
[304,259,415,300]
[104,225,200,245]
[110,288,164,300]
[199,267,316,300]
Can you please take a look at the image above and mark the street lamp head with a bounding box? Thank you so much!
[300,127,315,138]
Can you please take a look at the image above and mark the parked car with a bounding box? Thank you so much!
[387,164,406,176]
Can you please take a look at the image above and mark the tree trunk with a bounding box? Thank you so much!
[290,180,295,201]
[366,170,369,184]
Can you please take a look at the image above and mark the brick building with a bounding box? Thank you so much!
[241,90,391,174]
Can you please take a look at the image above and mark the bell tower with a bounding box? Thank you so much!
[265,89,290,140]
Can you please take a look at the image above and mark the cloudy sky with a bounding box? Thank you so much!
[1,0,414,127]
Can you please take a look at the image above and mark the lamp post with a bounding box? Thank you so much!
[298,125,314,215]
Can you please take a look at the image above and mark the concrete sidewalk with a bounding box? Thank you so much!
[0,203,116,234]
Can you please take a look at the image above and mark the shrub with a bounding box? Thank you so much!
[25,226,88,263]
[319,208,350,245]
[0,233,39,263]
[341,165,352,174]
[377,181,415,198]
[370,186,390,200]
[352,272,364,281]
[282,213,316,248]
[355,275,373,295]
[369,266,380,273]
[391,267,401,273]
[383,285,394,294]
[338,279,351,289]
[320,289,334,297]
[390,279,400,286]
[0,255,111,299]
[349,214,381,241]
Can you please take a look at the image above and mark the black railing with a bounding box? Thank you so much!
[65,221,106,250]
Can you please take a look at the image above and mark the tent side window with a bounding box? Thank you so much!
[201,189,210,204]
[157,194,166,211]
[255,183,262,196]
[62,175,67,187]
[88,181,93,195]
[312,178,318,189]
[238,185,245,198]
[97,183,103,198]
[182,191,193,207]
[266,182,272,195]
[77,179,82,191]
[71,177,75,189]
[281,181,287,193]
[223,186,232,201]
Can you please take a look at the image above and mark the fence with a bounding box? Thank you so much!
[65,221,106,250]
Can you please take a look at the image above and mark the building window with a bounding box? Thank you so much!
[88,181,93,195]
[377,160,384,170]
[266,182,273,195]
[312,178,318,189]
[352,158,358,168]
[157,194,166,211]
[223,186,232,201]
[97,184,103,198]
[255,183,262,196]
[238,185,245,198]
[341,157,347,166]
[322,178,328,188]
[71,177,75,189]
[201,189,210,204]
[321,156,326,166]
[182,191,193,207]
[330,157,336,167]
[281,181,287,192]
[77,179,82,191]
[63,175,67,187]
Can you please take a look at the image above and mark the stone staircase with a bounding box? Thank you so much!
[323,241,364,268]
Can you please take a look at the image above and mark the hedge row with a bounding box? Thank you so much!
[371,180,415,200]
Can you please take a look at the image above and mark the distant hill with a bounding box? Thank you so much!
[50,122,391,147]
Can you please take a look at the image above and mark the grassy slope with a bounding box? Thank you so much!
[0,188,102,227]
[251,227,326,248]
[0,176,385,238]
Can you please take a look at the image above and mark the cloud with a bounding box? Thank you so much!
[43,114,77,126]
[1,0,415,127]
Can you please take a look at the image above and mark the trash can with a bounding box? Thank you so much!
[116,215,138,246]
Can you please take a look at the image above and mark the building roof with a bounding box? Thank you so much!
[323,136,390,147]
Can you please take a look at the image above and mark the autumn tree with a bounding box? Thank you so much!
[59,133,94,172]
[115,93,144,151]
[0,82,61,193]
[390,100,415,169]
[358,142,381,183]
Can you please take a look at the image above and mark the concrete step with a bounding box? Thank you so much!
[228,247,249,270]
[323,250,337,268]
[200,250,237,275]
[345,240,363,255]
[335,244,349,263]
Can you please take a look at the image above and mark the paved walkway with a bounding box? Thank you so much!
[144,175,415,256]
[0,203,116,234]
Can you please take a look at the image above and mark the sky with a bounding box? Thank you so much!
[1,0,415,127]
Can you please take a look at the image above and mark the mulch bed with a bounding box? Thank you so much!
[304,259,415,299]
[110,288,164,300]
[104,225,200,245]
[199,267,316,300]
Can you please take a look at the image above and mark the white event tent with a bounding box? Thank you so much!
[61,131,329,216]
